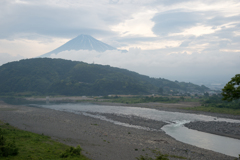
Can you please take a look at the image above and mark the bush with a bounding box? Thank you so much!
[136,154,169,160]
[136,155,154,160]
[0,135,5,145]
[0,135,18,157]
[60,145,82,158]
[155,154,169,160]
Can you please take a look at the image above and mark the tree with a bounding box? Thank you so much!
[204,92,209,97]
[158,87,163,94]
[180,96,185,101]
[222,74,240,101]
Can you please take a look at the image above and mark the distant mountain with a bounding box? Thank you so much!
[0,58,209,96]
[39,35,121,57]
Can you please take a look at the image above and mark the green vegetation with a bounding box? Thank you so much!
[103,96,181,104]
[0,97,39,105]
[0,121,89,160]
[0,58,209,96]
[136,154,169,160]
[184,106,240,115]
[201,94,240,109]
[60,146,82,158]
[234,154,240,160]
[222,74,240,101]
[191,73,240,114]
[0,131,18,157]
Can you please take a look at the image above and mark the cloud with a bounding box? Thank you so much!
[49,48,240,83]
[0,53,24,66]
[0,1,110,39]
[0,37,70,58]
[152,11,201,36]
[117,40,182,50]
[0,0,143,40]
[111,10,157,37]
[170,25,220,37]
[0,0,240,84]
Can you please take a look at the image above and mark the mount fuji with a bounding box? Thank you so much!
[39,35,123,57]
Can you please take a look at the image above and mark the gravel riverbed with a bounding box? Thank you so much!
[0,101,239,160]
[185,121,240,140]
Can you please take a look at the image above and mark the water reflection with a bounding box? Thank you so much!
[162,122,240,157]
[31,102,240,123]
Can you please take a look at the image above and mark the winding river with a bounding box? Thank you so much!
[31,102,240,157]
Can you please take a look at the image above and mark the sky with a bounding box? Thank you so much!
[0,0,240,85]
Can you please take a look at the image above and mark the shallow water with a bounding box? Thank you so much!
[162,121,240,157]
[31,102,240,157]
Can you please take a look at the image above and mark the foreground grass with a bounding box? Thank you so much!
[0,121,90,160]
[183,106,240,115]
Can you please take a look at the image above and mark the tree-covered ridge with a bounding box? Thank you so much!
[0,58,209,96]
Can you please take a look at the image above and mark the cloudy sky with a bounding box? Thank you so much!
[1,0,240,85]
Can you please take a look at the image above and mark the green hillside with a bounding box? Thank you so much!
[0,58,208,96]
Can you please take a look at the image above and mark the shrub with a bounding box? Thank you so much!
[0,135,18,157]
[60,145,82,158]
[136,154,169,160]
[155,154,169,160]
[136,155,153,160]
[0,135,6,146]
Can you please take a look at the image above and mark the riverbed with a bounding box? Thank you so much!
[0,101,239,160]
[31,102,240,157]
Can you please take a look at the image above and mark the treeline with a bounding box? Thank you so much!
[202,94,240,109]
[103,96,181,104]
[0,58,209,96]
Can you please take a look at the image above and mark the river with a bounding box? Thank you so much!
[30,102,240,157]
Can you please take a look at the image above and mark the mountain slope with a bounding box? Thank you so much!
[0,58,209,96]
[39,35,116,57]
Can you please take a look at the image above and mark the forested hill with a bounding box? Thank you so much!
[0,58,209,96]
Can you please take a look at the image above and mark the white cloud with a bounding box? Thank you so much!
[111,10,157,37]
[14,0,29,4]
[183,43,209,54]
[233,31,240,36]
[220,49,240,52]
[158,0,240,17]
[0,37,69,58]
[170,21,238,37]
[170,25,219,37]
[118,40,182,50]
[0,52,24,66]
[49,48,240,83]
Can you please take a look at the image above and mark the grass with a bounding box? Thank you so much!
[1,95,201,106]
[102,96,181,104]
[182,97,201,102]
[0,121,90,160]
[106,97,145,104]
[183,106,240,115]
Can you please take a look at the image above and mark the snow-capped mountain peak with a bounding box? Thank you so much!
[39,34,117,57]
